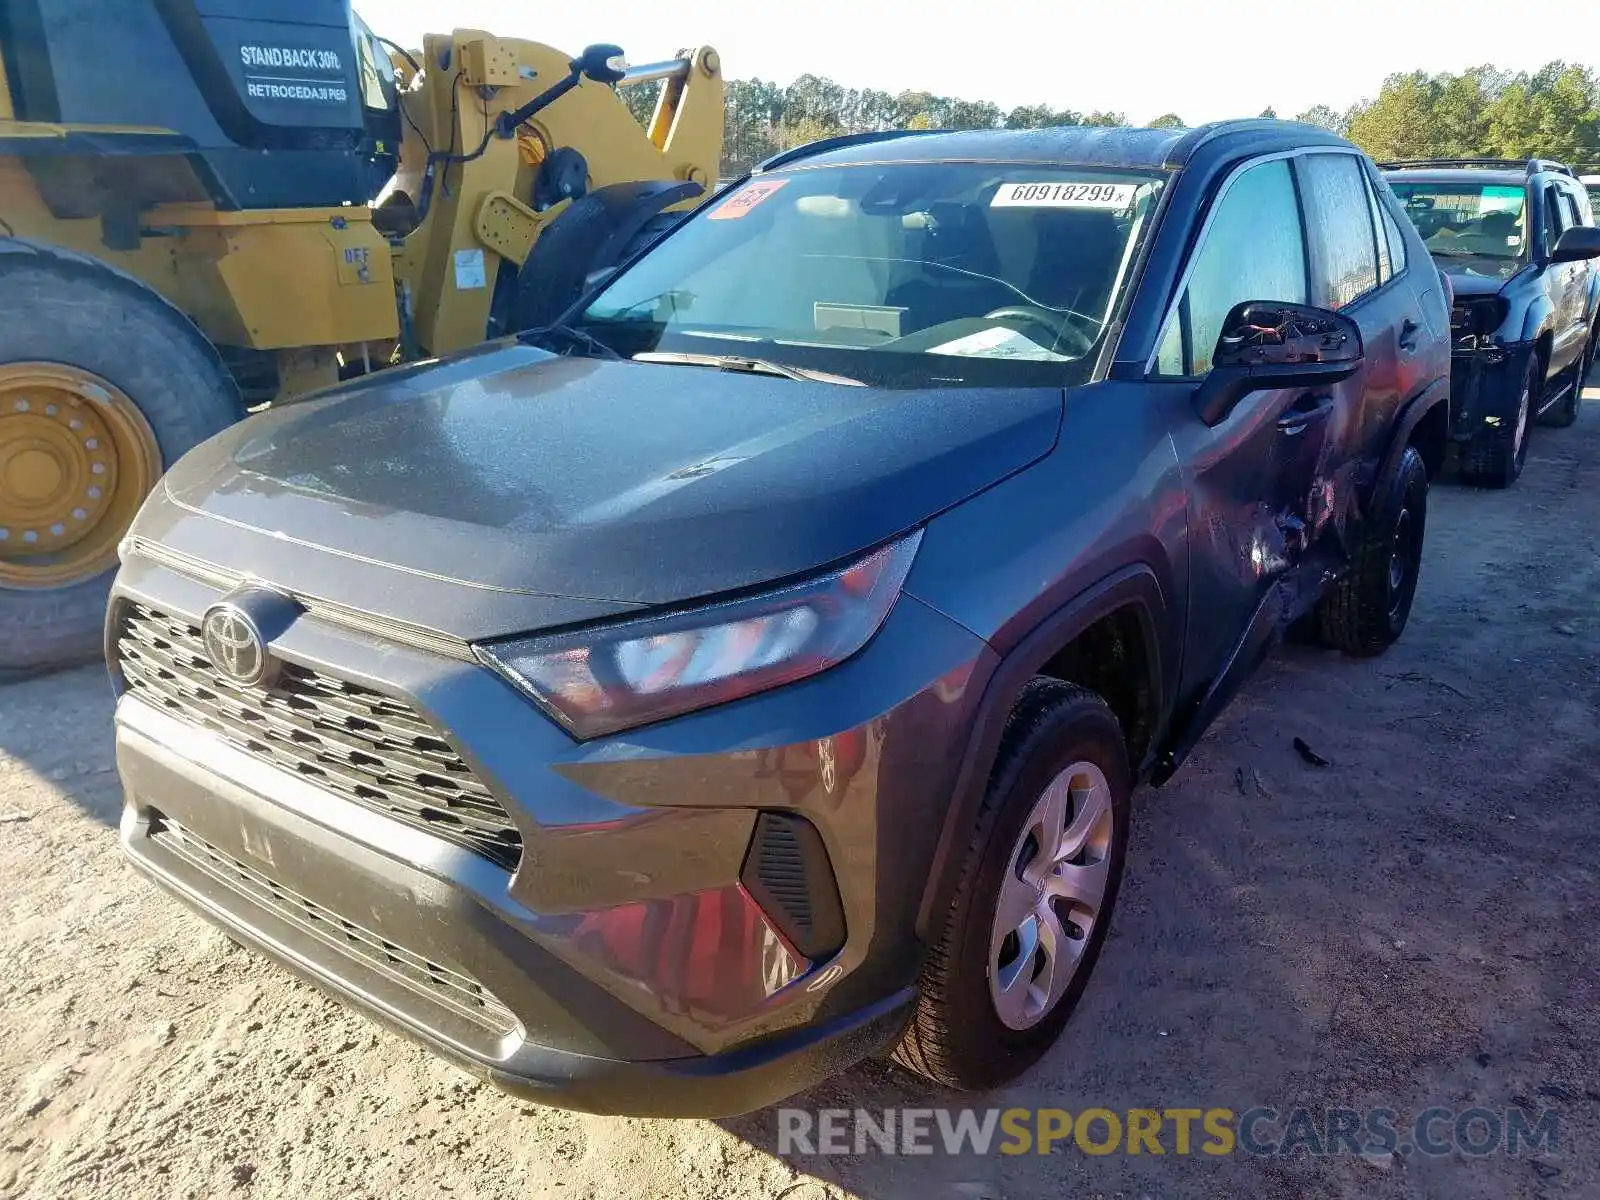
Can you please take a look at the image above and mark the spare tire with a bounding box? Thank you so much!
[0,239,240,678]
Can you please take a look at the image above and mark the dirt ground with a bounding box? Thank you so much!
[3,390,1599,1200]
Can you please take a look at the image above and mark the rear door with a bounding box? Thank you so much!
[1291,152,1394,566]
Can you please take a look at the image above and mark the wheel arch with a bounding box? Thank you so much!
[1515,294,1558,351]
[1376,375,1449,494]
[914,564,1170,941]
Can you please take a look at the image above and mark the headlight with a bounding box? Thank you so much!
[1450,296,1508,341]
[476,531,923,739]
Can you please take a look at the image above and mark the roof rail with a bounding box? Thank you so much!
[753,129,946,173]
[1379,156,1575,178]
[1529,158,1577,178]
[1161,117,1344,169]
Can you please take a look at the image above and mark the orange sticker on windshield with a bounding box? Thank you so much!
[708,178,790,219]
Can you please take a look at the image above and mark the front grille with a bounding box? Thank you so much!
[116,603,522,869]
[150,813,518,1036]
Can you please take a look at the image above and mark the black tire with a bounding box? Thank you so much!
[1460,357,1536,487]
[509,182,699,333]
[0,240,240,678]
[1540,325,1592,429]
[891,679,1131,1091]
[1317,445,1428,657]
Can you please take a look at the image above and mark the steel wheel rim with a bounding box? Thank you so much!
[988,761,1114,1031]
[1387,506,1415,619]
[0,364,160,589]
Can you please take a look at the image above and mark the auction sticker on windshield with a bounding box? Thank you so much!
[709,179,791,220]
[992,182,1137,209]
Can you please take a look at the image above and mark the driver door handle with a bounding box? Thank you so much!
[1398,318,1421,352]
[1277,393,1333,436]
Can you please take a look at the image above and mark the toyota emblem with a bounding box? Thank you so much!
[201,602,271,686]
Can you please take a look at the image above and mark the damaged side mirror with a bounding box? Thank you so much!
[1193,301,1365,427]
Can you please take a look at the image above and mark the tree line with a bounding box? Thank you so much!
[622,62,1600,175]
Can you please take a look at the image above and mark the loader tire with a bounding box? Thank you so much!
[0,239,240,679]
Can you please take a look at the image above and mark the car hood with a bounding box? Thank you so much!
[1433,258,1520,298]
[140,342,1061,640]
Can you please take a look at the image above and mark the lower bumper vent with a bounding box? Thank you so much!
[740,811,845,960]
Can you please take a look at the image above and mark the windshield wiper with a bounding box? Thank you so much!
[630,350,862,386]
[518,323,624,360]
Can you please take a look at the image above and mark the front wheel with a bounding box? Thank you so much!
[1317,445,1429,657]
[1460,358,1535,487]
[891,679,1131,1091]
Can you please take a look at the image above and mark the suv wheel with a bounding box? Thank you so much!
[1318,445,1428,656]
[891,679,1130,1091]
[1461,359,1536,487]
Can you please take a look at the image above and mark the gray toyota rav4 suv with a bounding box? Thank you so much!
[110,121,1450,1117]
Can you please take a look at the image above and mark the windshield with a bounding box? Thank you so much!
[573,162,1167,388]
[1389,181,1528,271]
[352,13,398,112]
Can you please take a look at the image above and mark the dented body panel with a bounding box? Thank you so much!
[107,122,1450,1116]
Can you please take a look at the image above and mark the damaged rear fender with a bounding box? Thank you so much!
[1375,376,1449,499]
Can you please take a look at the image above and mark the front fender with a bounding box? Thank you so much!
[912,563,1169,941]
[1514,293,1557,347]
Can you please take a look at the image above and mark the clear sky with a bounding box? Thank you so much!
[359,0,1600,125]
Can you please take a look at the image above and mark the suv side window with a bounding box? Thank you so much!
[1364,175,1394,283]
[1367,174,1409,279]
[1544,185,1570,252]
[1558,188,1583,231]
[1155,158,1308,376]
[1299,154,1381,309]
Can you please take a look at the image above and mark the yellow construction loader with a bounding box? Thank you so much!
[0,1,722,674]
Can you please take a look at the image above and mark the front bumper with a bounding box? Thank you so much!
[110,551,991,1116]
[1448,339,1536,444]
[117,706,910,1115]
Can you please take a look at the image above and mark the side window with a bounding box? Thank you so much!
[1156,158,1308,376]
[1544,185,1569,251]
[1378,195,1409,275]
[1299,154,1381,309]
[1363,175,1394,284]
[1575,185,1596,226]
[1559,188,1583,232]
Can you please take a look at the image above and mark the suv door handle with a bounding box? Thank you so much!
[1277,393,1333,435]
[1398,318,1421,351]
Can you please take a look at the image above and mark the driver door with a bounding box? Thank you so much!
[1158,156,1340,703]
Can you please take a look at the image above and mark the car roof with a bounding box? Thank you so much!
[753,119,1356,175]
[1383,168,1529,186]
